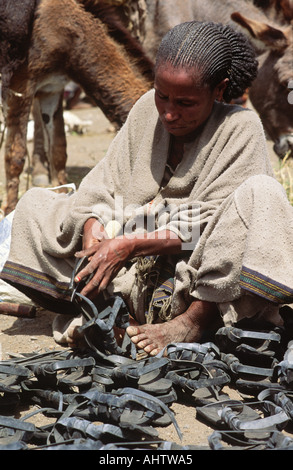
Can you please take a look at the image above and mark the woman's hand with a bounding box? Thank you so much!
[74,236,133,298]
[82,218,108,251]
[75,227,182,299]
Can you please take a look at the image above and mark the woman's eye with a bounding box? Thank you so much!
[158,93,167,100]
[178,101,195,107]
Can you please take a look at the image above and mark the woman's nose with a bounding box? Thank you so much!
[164,104,179,121]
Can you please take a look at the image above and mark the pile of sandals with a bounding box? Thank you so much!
[2,261,293,450]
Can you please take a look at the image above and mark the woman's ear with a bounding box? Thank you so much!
[215,78,229,101]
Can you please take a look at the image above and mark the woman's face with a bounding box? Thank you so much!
[154,63,227,138]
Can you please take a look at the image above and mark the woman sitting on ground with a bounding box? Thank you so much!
[1,21,290,356]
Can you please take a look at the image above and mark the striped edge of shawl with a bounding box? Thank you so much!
[240,266,293,304]
[0,261,69,299]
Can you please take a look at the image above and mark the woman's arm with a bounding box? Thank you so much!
[74,229,182,298]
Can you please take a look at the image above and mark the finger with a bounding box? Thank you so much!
[74,251,105,283]
[74,260,94,283]
[82,278,101,297]
[75,245,98,258]
[80,268,111,297]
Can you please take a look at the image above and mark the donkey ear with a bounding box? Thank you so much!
[231,11,288,51]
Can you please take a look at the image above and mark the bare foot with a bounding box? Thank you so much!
[52,313,86,348]
[53,312,128,349]
[126,300,219,356]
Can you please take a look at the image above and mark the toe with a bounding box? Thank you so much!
[150,348,162,356]
[129,332,147,344]
[144,343,160,355]
[126,326,139,337]
[136,338,152,349]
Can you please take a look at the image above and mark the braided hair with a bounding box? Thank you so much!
[155,21,258,102]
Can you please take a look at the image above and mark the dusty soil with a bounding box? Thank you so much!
[0,104,291,450]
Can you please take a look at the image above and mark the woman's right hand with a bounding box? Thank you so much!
[82,218,108,251]
[75,236,133,298]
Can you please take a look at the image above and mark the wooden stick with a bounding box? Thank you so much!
[0,302,36,318]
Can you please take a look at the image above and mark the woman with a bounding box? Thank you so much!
[1,21,290,356]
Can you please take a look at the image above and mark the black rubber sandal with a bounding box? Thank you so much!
[0,415,36,447]
[30,356,95,391]
[235,378,284,398]
[258,387,293,420]
[165,360,230,397]
[215,326,281,368]
[0,363,31,394]
[159,341,221,363]
[111,356,174,397]
[273,360,293,389]
[207,429,267,450]
[71,386,183,439]
[221,352,275,381]
[196,398,289,432]
[207,429,293,450]
[48,415,159,446]
[20,378,182,440]
[215,326,281,353]
[70,256,136,358]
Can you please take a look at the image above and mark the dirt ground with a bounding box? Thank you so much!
[0,104,291,450]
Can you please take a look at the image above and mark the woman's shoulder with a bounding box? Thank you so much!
[125,89,158,134]
[129,89,156,116]
[214,101,262,126]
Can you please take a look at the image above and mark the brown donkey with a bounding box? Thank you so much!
[0,0,153,214]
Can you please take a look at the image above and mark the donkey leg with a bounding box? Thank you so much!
[3,89,32,214]
[52,92,67,186]
[31,98,50,187]
[36,89,67,187]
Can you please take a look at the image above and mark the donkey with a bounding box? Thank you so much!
[0,0,153,214]
[143,0,293,159]
[253,0,293,22]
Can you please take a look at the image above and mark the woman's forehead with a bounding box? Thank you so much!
[155,63,205,92]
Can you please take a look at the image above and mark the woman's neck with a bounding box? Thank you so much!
[168,136,185,170]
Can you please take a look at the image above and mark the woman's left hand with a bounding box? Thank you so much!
[74,237,132,298]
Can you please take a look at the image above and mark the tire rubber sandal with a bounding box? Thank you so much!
[208,429,293,450]
[235,378,284,398]
[70,256,136,358]
[0,363,31,394]
[196,398,289,433]
[273,360,293,389]
[158,341,221,363]
[0,415,36,447]
[48,416,159,446]
[258,387,293,420]
[208,429,265,450]
[68,386,182,439]
[108,356,174,398]
[215,326,281,367]
[30,356,95,391]
[20,380,182,440]
[165,360,230,397]
[221,352,275,381]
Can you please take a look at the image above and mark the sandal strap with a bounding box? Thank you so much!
[216,327,281,345]
[31,357,95,379]
[159,342,220,362]
[258,388,293,419]
[219,401,289,431]
[166,364,230,394]
[55,416,158,443]
[222,353,274,378]
[273,360,293,387]
[0,416,36,446]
